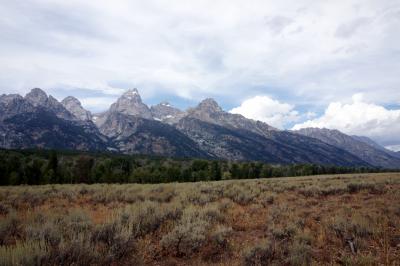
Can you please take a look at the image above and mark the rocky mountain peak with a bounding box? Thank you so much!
[0,94,34,121]
[24,88,75,120]
[108,89,152,119]
[0,94,24,105]
[61,96,80,105]
[160,101,171,107]
[196,98,223,113]
[120,88,141,101]
[151,101,184,124]
[61,96,92,121]
[25,88,48,106]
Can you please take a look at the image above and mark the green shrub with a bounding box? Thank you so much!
[91,223,117,247]
[259,194,275,207]
[160,206,211,257]
[203,204,224,223]
[339,254,376,266]
[90,222,138,264]
[294,232,313,246]
[329,215,374,239]
[0,241,46,266]
[347,183,376,194]
[117,200,181,237]
[0,203,10,215]
[210,225,232,249]
[286,241,312,266]
[60,209,92,236]
[243,240,275,266]
[0,213,23,245]
[271,224,297,240]
[299,186,321,197]
[218,198,233,212]
[40,239,98,266]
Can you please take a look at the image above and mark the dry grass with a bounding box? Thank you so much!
[0,172,399,265]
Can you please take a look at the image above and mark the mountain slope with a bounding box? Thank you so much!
[177,117,369,166]
[150,102,184,124]
[0,88,389,167]
[101,113,210,158]
[184,98,276,137]
[94,88,153,128]
[61,96,92,121]
[1,109,108,150]
[294,128,400,168]
[352,135,400,160]
[0,89,109,151]
[25,88,75,120]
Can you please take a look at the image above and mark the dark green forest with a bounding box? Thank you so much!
[0,149,393,185]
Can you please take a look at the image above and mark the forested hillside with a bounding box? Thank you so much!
[0,149,391,185]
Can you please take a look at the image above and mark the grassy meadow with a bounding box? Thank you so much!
[0,173,399,265]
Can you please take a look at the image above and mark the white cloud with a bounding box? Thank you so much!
[292,94,400,146]
[230,95,299,128]
[0,0,400,112]
[385,145,400,152]
[80,97,117,113]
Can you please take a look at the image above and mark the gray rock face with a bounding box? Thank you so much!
[24,88,48,107]
[0,94,36,121]
[184,98,277,137]
[0,89,108,151]
[352,135,400,160]
[94,88,153,130]
[61,96,92,121]
[150,102,184,124]
[176,117,369,166]
[294,128,400,168]
[109,88,152,119]
[100,112,209,157]
[24,88,75,120]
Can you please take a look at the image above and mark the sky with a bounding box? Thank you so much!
[1,0,400,150]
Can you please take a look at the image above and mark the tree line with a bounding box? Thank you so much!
[0,149,392,185]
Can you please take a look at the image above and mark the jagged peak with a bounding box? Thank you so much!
[121,88,139,97]
[116,88,143,104]
[48,95,59,103]
[196,98,223,112]
[108,88,152,119]
[25,88,49,106]
[152,101,175,109]
[160,101,172,107]
[25,88,47,99]
[0,94,24,106]
[62,96,82,106]
[297,127,342,134]
[0,93,23,100]
[61,95,91,121]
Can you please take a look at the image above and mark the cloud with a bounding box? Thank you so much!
[385,145,400,152]
[292,94,400,146]
[80,97,117,113]
[265,16,293,34]
[230,95,299,128]
[335,17,372,38]
[0,0,399,116]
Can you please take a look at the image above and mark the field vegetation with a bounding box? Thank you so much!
[0,172,399,265]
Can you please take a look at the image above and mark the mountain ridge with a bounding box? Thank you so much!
[294,127,400,168]
[0,88,396,168]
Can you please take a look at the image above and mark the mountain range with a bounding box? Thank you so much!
[1,88,399,168]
